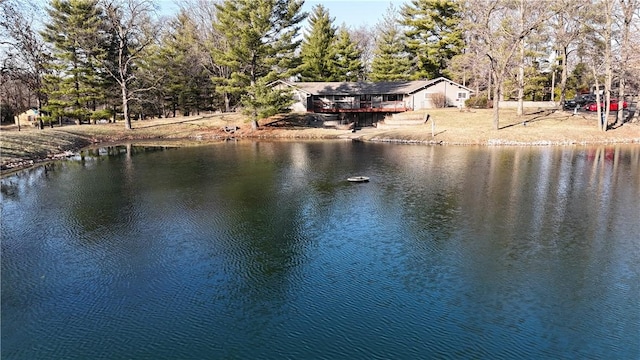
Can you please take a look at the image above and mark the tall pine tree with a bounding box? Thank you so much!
[160,11,205,117]
[330,27,364,82]
[401,0,464,79]
[298,4,336,81]
[41,0,106,124]
[214,0,305,129]
[370,5,412,81]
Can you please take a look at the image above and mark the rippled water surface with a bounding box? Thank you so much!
[2,142,639,359]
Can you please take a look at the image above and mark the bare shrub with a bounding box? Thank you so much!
[466,94,490,108]
[431,92,447,108]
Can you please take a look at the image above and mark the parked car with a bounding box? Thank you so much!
[585,99,628,112]
[578,94,596,105]
[564,94,596,110]
[563,98,578,110]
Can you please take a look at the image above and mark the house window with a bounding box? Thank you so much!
[457,92,468,99]
[387,94,398,101]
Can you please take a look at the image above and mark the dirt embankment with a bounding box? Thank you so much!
[2,109,639,176]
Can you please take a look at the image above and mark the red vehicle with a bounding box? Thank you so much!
[585,99,628,111]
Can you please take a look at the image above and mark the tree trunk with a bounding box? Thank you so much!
[559,46,568,108]
[123,85,131,130]
[516,0,525,116]
[615,2,632,126]
[224,92,231,112]
[633,95,639,123]
[593,72,605,132]
[249,54,259,130]
[486,70,492,105]
[617,77,626,126]
[603,0,613,132]
[517,42,524,116]
[492,72,500,130]
[550,62,555,103]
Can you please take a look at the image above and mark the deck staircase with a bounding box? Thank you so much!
[376,111,428,128]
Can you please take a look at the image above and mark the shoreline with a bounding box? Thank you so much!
[2,109,639,176]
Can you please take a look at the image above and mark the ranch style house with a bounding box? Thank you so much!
[274,77,473,127]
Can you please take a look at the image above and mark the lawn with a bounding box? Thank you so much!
[2,108,639,175]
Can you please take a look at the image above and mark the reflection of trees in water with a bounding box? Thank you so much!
[1,164,57,201]
[367,145,639,300]
[1,177,21,200]
[64,154,136,237]
[209,142,325,318]
[2,163,74,206]
[2,142,639,357]
[63,145,195,237]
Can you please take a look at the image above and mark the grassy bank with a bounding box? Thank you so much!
[2,109,639,175]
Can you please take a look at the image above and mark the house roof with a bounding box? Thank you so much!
[283,81,432,95]
[276,77,473,96]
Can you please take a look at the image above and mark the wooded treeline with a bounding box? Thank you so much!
[1,0,639,130]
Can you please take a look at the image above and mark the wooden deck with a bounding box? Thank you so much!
[311,100,408,113]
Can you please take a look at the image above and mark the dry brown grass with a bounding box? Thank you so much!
[2,109,639,175]
[364,108,640,145]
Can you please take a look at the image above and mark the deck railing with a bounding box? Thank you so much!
[311,100,408,113]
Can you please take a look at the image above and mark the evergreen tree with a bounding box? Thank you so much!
[41,0,106,124]
[242,78,294,120]
[298,4,336,81]
[330,27,364,82]
[401,0,464,79]
[207,9,241,113]
[132,40,169,118]
[213,0,305,129]
[161,12,205,116]
[370,5,412,81]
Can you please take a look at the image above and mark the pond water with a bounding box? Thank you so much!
[2,142,639,359]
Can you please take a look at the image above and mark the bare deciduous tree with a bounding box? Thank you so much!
[514,0,550,116]
[465,0,539,129]
[615,0,640,125]
[580,0,614,131]
[0,0,49,113]
[99,0,159,130]
[348,25,375,80]
[548,0,584,109]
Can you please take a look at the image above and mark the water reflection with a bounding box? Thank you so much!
[1,143,638,359]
